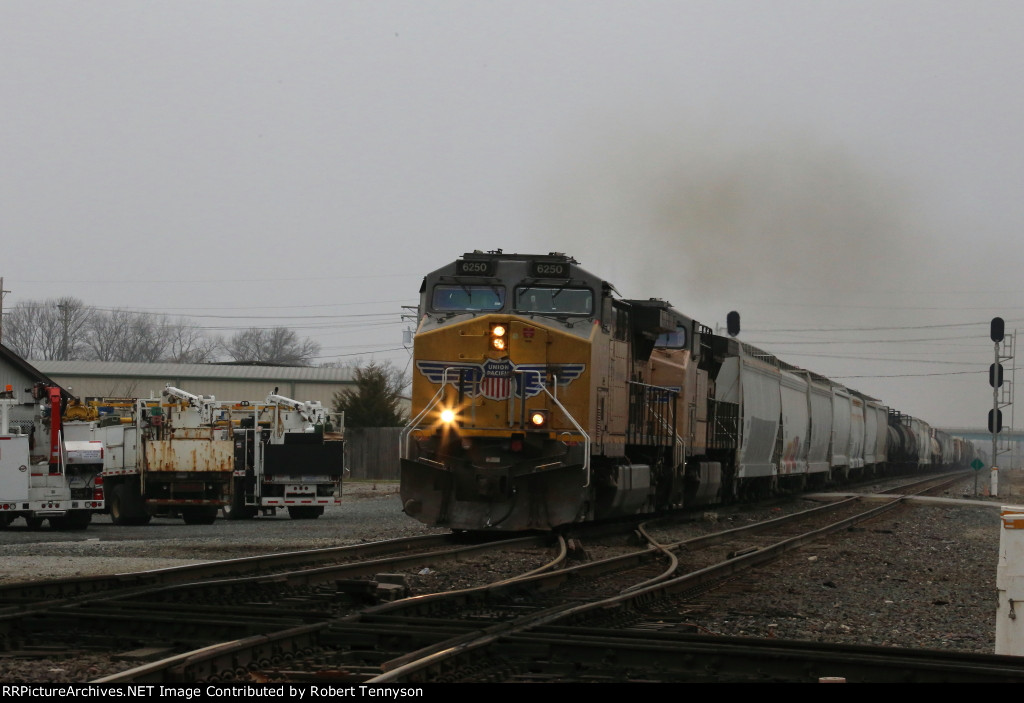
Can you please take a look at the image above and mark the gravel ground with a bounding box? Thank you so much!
[692,491,1002,652]
[0,481,445,583]
[677,470,1024,655]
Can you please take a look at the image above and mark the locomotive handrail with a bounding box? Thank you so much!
[639,399,685,466]
[627,380,684,466]
[517,370,591,487]
[400,366,591,486]
[399,368,456,461]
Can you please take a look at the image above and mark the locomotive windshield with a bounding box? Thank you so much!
[432,285,506,312]
[655,325,688,349]
[514,286,593,315]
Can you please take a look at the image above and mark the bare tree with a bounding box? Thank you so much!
[4,298,312,367]
[86,310,222,363]
[2,303,42,358]
[3,297,92,359]
[86,309,153,360]
[161,319,221,363]
[222,327,321,366]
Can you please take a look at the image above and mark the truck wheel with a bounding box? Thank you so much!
[223,491,256,520]
[110,485,151,525]
[24,516,44,530]
[110,485,132,526]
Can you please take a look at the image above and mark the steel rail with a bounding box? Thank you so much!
[369,478,960,682]
[0,534,458,613]
[89,472,969,683]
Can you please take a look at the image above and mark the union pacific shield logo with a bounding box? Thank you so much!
[416,360,585,400]
[479,358,514,400]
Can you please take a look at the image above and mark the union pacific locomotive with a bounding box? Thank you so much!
[399,251,971,531]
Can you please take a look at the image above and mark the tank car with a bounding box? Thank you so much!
[399,251,965,532]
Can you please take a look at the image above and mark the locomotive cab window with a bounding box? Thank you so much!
[431,285,506,312]
[655,325,688,349]
[514,286,593,315]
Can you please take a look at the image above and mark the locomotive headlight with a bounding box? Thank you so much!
[490,323,507,351]
[440,408,456,424]
[528,410,549,428]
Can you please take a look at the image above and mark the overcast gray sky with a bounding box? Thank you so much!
[3,1,1023,428]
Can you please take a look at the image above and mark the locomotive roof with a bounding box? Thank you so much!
[424,251,607,288]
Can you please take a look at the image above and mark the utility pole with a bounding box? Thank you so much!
[57,302,69,360]
[0,277,7,345]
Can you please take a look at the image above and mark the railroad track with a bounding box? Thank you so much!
[90,471,1012,683]
[0,533,458,610]
[0,532,562,682]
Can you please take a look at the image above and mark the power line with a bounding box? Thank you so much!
[743,334,987,346]
[775,351,985,366]
[9,303,411,320]
[831,369,986,379]
[745,320,991,333]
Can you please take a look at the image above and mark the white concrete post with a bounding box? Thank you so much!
[996,505,1024,654]
[993,466,1000,498]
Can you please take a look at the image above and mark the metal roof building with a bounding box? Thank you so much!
[0,345,70,424]
[29,360,356,406]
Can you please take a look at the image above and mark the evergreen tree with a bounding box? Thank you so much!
[333,362,408,427]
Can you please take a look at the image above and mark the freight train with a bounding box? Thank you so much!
[399,251,974,532]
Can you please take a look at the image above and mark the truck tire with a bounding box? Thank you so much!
[110,485,151,526]
[223,489,256,520]
[109,485,132,526]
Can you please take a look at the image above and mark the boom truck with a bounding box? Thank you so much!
[67,386,345,524]
[0,384,103,529]
[224,391,345,520]
[64,386,235,525]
